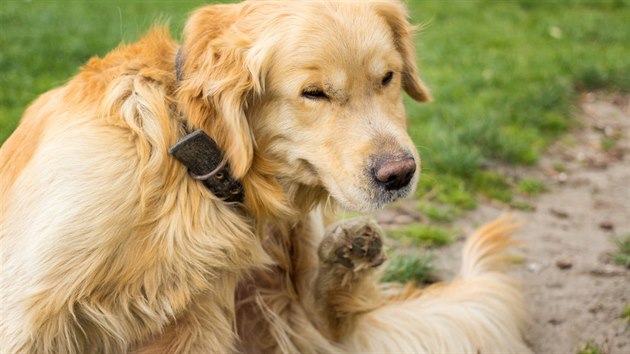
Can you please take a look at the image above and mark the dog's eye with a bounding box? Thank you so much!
[382,71,394,86]
[302,89,329,100]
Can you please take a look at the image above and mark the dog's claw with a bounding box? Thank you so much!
[370,256,386,267]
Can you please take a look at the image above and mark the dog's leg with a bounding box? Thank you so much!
[331,215,532,353]
[314,218,387,340]
[235,210,348,354]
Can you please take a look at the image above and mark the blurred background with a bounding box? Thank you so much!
[1,0,629,352]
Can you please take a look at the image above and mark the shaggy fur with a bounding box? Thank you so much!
[0,1,530,353]
[236,214,531,353]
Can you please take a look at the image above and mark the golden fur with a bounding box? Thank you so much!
[0,1,530,353]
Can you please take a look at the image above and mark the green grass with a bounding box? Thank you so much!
[623,304,630,322]
[383,252,436,285]
[408,0,629,176]
[553,162,567,173]
[576,339,604,354]
[611,233,630,268]
[416,172,477,210]
[600,136,617,151]
[472,171,513,203]
[517,178,547,197]
[507,255,526,265]
[388,223,452,246]
[1,0,629,207]
[510,199,535,212]
[417,202,457,223]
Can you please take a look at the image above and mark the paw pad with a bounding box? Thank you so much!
[321,218,386,271]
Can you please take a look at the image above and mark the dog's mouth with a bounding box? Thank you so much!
[323,167,419,212]
[287,153,419,212]
[328,182,416,212]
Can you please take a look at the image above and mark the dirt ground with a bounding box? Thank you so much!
[381,93,630,353]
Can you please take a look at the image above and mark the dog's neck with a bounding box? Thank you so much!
[169,129,244,203]
[171,47,245,204]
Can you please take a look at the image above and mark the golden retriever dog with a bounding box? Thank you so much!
[0,0,530,353]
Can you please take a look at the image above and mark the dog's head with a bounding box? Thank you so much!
[178,0,431,213]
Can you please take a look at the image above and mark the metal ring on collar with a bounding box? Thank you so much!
[190,159,227,181]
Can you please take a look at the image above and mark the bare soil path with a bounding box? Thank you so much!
[381,93,630,353]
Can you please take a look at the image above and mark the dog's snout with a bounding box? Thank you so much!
[373,156,416,191]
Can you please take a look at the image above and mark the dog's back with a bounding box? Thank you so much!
[0,27,179,208]
[0,29,238,353]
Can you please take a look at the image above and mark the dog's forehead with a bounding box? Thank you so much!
[308,4,394,53]
[278,3,399,74]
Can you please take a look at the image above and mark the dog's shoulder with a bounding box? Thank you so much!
[67,27,180,125]
[73,27,178,99]
[0,88,62,203]
[0,28,183,213]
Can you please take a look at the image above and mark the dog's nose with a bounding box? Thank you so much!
[373,156,416,190]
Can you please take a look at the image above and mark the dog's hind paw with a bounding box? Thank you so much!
[319,218,386,272]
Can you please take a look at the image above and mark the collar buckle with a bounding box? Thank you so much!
[169,129,244,203]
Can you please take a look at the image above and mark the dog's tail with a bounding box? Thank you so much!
[339,215,531,353]
[460,213,522,278]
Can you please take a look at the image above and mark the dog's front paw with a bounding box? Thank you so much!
[319,218,386,272]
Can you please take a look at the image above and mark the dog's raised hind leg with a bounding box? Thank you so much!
[314,218,387,340]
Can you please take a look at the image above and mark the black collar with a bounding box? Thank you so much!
[169,48,244,203]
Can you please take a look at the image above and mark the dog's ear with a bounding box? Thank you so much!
[375,1,432,102]
[177,4,264,178]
